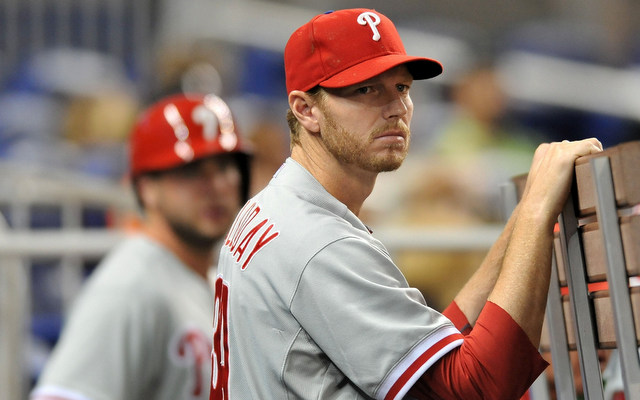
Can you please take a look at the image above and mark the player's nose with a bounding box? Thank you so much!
[383,93,410,120]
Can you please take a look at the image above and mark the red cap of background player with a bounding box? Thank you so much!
[284,8,443,94]
[129,93,250,177]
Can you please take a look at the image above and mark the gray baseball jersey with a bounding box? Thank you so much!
[213,158,463,400]
[32,235,214,400]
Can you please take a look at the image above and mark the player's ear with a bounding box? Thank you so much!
[137,175,161,210]
[288,90,320,133]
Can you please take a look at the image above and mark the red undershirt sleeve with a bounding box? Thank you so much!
[408,301,548,400]
[442,301,472,336]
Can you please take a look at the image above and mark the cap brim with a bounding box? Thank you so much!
[318,55,443,89]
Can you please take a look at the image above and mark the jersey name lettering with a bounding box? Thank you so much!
[224,202,279,270]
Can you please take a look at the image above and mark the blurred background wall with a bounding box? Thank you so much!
[1,1,640,399]
[2,0,640,178]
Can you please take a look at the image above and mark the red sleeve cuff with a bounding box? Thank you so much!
[466,301,549,397]
[442,301,472,335]
[414,301,548,400]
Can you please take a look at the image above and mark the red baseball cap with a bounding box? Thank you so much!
[129,93,250,177]
[284,8,443,94]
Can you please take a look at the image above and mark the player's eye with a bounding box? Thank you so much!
[396,84,410,93]
[356,86,373,95]
[215,154,239,173]
[170,161,202,178]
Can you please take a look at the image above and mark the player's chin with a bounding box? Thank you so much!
[195,225,228,244]
[371,150,407,172]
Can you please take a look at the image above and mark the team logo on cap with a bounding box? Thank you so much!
[357,11,381,41]
[203,94,238,151]
[164,103,195,162]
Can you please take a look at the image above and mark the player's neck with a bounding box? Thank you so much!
[171,243,215,280]
[291,147,376,216]
[143,224,215,281]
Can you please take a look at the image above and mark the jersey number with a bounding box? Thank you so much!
[210,277,229,399]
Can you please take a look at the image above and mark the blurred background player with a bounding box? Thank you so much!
[30,93,251,400]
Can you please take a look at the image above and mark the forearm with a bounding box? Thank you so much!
[452,203,519,326]
[487,201,555,347]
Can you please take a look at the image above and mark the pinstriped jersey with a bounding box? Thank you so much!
[211,158,463,400]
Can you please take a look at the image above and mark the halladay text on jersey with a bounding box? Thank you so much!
[224,201,280,270]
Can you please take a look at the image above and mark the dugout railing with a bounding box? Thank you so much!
[0,161,135,400]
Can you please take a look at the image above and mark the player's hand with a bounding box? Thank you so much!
[520,138,602,227]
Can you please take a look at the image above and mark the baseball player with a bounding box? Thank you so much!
[30,93,251,400]
[211,8,603,400]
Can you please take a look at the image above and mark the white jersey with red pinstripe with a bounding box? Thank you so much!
[211,158,463,400]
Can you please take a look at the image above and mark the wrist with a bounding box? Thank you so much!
[516,198,560,234]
